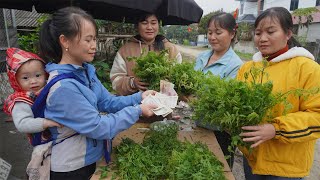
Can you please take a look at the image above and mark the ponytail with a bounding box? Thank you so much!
[39,19,62,63]
[288,36,301,48]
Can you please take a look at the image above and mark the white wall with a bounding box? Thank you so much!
[243,2,258,16]
[297,23,320,42]
[197,34,208,46]
[264,0,291,11]
[234,41,258,54]
[298,0,317,8]
[263,0,317,11]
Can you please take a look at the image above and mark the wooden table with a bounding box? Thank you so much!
[91,123,235,180]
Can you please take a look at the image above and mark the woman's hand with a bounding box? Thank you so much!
[43,119,63,129]
[140,104,158,117]
[240,124,276,148]
[133,78,149,91]
[142,90,157,100]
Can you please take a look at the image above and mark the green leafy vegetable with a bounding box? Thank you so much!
[114,123,226,179]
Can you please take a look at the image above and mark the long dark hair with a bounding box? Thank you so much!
[136,13,165,51]
[255,7,301,48]
[207,12,237,45]
[39,7,97,63]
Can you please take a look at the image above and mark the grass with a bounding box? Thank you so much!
[234,50,253,61]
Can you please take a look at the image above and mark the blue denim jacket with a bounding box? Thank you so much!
[194,47,243,79]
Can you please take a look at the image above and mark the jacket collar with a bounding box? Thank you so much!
[131,35,168,44]
[253,47,315,63]
[200,47,234,66]
[46,63,89,73]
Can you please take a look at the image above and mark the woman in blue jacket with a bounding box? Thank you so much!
[39,7,156,179]
[194,12,243,168]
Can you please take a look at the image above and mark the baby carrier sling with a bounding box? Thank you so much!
[29,72,112,163]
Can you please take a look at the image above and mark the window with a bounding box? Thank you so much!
[290,0,299,11]
[240,2,244,15]
[316,0,320,6]
[260,0,264,11]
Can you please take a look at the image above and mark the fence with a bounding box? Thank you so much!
[95,34,132,63]
[0,9,17,106]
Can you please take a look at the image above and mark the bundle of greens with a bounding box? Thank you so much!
[114,123,226,179]
[130,50,173,91]
[168,142,225,180]
[192,62,286,149]
[130,50,205,96]
[169,62,206,96]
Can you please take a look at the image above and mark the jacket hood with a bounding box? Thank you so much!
[130,34,168,44]
[6,48,45,92]
[253,47,315,63]
[129,35,169,55]
[45,63,95,73]
[45,63,96,85]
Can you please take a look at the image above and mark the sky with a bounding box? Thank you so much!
[194,0,240,16]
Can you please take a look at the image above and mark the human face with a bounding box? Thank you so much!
[16,60,46,93]
[207,21,235,53]
[254,17,291,55]
[138,15,159,43]
[65,20,97,66]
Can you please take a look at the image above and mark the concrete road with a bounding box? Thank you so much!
[0,110,32,180]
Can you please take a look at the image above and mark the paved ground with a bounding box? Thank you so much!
[0,111,32,180]
[176,45,203,60]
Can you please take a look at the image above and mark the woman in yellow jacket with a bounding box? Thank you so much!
[237,7,320,179]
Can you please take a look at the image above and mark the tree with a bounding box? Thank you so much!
[163,24,198,44]
[292,7,320,35]
[198,10,222,35]
[18,15,48,53]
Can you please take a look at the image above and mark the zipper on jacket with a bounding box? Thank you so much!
[93,139,97,147]
[85,69,92,89]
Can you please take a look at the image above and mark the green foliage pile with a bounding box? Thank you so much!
[192,61,318,150]
[131,51,204,95]
[168,142,225,180]
[131,51,172,91]
[114,124,226,180]
[192,62,285,149]
[169,62,205,95]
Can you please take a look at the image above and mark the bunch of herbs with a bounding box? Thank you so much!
[114,123,225,179]
[168,142,226,180]
[130,50,173,91]
[169,62,206,96]
[192,61,285,149]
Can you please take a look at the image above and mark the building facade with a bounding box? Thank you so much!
[239,0,320,17]
[237,0,320,42]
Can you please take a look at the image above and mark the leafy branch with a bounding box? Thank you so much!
[191,59,319,151]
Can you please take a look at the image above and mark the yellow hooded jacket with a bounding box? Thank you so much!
[236,47,320,177]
